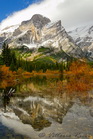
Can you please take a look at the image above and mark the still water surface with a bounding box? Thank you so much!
[0,76,93,139]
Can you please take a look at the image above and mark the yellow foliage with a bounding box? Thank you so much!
[1,80,8,88]
[31,70,60,77]
[0,65,31,88]
[65,60,93,92]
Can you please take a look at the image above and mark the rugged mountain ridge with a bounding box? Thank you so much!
[68,24,93,59]
[68,24,93,48]
[0,14,84,58]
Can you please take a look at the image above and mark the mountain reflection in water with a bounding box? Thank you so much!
[0,76,93,139]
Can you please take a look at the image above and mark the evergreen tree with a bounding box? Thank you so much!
[2,43,11,66]
[2,43,17,71]
[0,55,4,65]
[10,59,17,71]
[59,62,64,74]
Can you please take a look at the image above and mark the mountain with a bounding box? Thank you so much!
[68,24,93,59]
[0,87,73,132]
[68,24,93,48]
[0,25,19,48]
[0,14,84,60]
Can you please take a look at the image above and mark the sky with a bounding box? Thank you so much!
[0,0,40,21]
[0,0,93,31]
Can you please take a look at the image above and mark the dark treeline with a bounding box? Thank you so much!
[0,43,74,72]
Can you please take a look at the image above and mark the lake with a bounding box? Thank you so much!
[0,76,93,139]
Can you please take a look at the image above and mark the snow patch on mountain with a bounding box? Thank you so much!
[68,23,93,48]
[0,24,20,34]
[0,14,84,58]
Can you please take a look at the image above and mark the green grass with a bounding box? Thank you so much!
[33,56,55,64]
[38,47,51,53]
[50,51,70,61]
[11,47,72,63]
[11,49,32,59]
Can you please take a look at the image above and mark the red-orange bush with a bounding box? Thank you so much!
[65,60,93,92]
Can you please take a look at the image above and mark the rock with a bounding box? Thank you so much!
[0,14,84,58]
[68,24,93,59]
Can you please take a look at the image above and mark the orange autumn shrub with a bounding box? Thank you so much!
[0,65,17,88]
[31,70,60,77]
[0,66,32,88]
[66,60,91,77]
[0,65,15,79]
[66,77,92,93]
[46,70,60,75]
[16,68,24,76]
[0,80,8,88]
[23,71,31,78]
[65,60,93,92]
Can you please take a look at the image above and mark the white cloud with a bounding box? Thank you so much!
[0,0,64,30]
[0,0,93,31]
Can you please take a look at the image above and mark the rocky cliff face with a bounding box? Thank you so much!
[68,25,93,48]
[0,14,84,58]
[68,24,93,59]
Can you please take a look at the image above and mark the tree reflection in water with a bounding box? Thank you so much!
[0,75,93,135]
[2,87,15,113]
